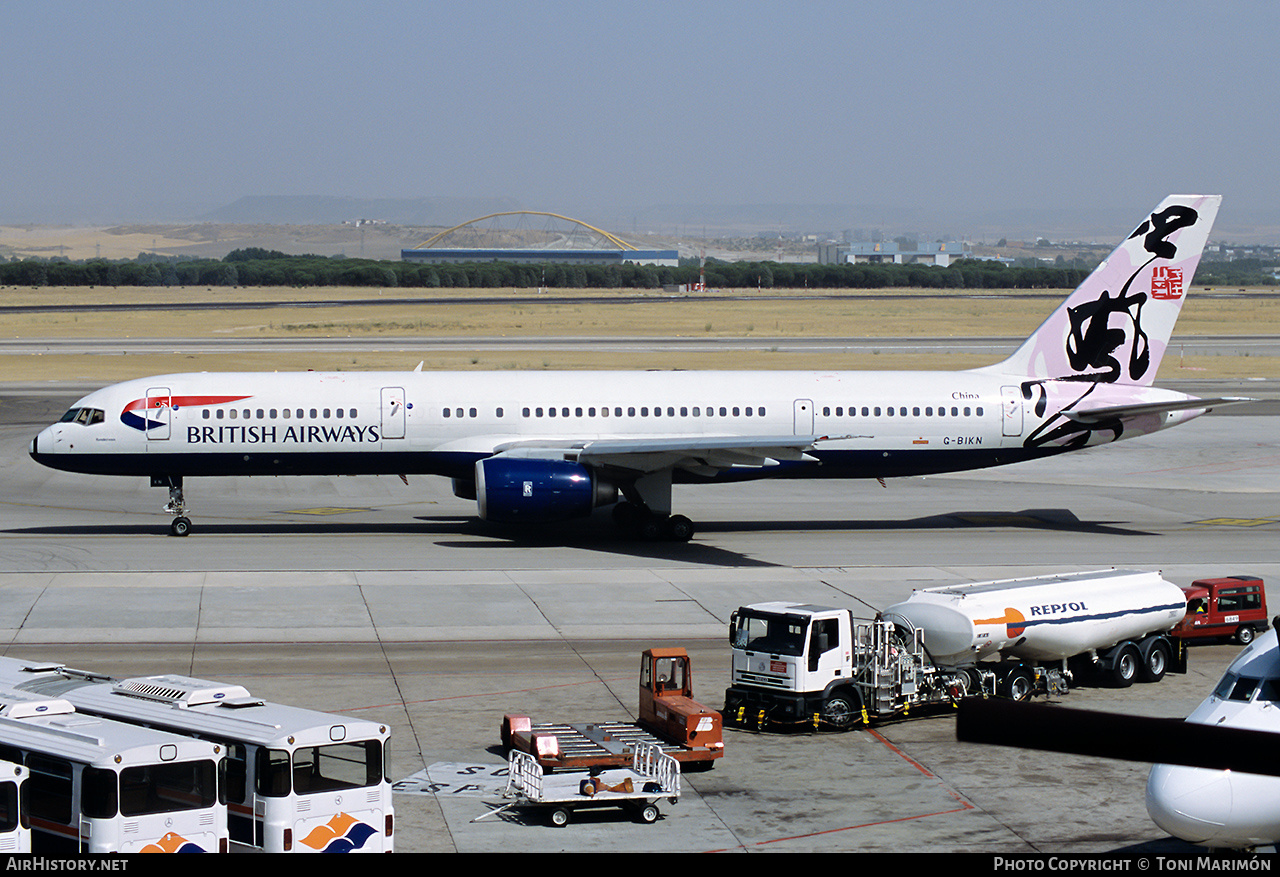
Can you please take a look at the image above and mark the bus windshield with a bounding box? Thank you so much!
[119,760,218,817]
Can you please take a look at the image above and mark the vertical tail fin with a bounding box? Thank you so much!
[983,194,1221,384]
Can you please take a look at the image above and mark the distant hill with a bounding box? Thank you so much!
[199,195,523,226]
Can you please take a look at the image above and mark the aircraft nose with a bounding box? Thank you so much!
[1146,763,1232,844]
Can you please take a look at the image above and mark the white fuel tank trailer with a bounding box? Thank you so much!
[882,568,1189,668]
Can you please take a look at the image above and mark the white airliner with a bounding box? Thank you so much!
[1146,627,1280,849]
[30,194,1241,538]
[957,627,1280,851]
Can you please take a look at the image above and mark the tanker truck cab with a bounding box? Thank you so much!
[728,603,860,728]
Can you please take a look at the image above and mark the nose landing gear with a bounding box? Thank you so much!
[153,475,192,537]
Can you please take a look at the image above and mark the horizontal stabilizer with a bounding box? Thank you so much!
[1064,396,1256,424]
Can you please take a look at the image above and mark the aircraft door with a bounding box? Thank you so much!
[1001,386,1023,437]
[793,399,814,435]
[145,387,171,441]
[381,387,406,439]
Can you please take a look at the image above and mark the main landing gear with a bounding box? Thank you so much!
[610,470,694,543]
[611,502,695,543]
[153,475,192,537]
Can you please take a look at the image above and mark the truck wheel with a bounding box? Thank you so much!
[637,803,660,824]
[1000,670,1033,702]
[1140,641,1170,683]
[1236,626,1256,646]
[821,692,859,730]
[549,807,571,828]
[1110,645,1139,688]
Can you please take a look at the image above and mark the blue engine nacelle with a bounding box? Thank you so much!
[475,457,618,523]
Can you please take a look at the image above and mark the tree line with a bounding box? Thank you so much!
[0,249,1272,290]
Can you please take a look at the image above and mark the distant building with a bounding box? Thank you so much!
[401,247,678,267]
[816,240,972,268]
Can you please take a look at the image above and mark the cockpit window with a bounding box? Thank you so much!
[59,408,104,426]
[1214,672,1262,702]
[1258,678,1280,703]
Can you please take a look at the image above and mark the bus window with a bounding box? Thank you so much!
[0,779,18,833]
[291,741,383,795]
[25,754,72,825]
[256,749,292,797]
[223,743,247,805]
[119,761,217,816]
[82,767,119,819]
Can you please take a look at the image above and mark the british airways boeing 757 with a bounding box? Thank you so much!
[29,195,1242,538]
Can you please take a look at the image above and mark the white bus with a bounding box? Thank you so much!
[0,759,30,853]
[0,660,392,853]
[0,688,225,853]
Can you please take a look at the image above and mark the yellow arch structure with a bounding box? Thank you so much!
[415,211,638,251]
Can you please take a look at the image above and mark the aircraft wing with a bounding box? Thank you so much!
[1064,396,1256,425]
[490,434,832,477]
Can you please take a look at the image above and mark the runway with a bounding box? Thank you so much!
[1,380,1277,853]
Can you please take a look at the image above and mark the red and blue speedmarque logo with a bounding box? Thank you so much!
[121,395,251,432]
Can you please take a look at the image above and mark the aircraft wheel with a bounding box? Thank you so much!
[665,515,694,542]
[612,502,641,529]
[170,517,192,537]
[638,517,666,541]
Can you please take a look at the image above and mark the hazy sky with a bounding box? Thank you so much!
[5,1,1278,232]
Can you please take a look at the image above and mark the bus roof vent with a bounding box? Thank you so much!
[0,689,77,719]
[113,675,254,707]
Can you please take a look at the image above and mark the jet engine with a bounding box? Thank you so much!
[475,457,617,523]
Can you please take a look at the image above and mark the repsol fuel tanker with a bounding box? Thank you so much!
[881,569,1189,666]
[725,569,1194,731]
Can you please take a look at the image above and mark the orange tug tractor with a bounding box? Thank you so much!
[502,648,724,771]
